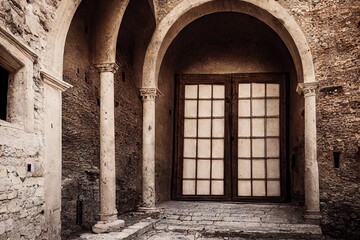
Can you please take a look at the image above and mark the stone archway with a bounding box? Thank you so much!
[141,0,320,222]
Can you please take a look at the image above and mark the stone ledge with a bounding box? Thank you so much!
[80,218,158,240]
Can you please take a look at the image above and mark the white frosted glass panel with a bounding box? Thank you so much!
[252,84,265,97]
[238,160,251,179]
[185,85,198,99]
[238,100,250,117]
[198,100,211,117]
[238,119,250,137]
[238,181,251,196]
[183,180,195,195]
[267,181,281,196]
[197,160,211,179]
[212,160,224,179]
[252,139,265,158]
[252,118,265,137]
[184,100,197,118]
[213,85,225,99]
[211,181,224,195]
[183,159,196,178]
[267,84,280,97]
[199,85,212,99]
[212,119,224,137]
[267,139,279,158]
[267,118,279,136]
[197,180,210,195]
[184,119,197,137]
[239,84,251,98]
[252,99,265,116]
[198,139,211,158]
[252,160,265,178]
[213,100,224,117]
[253,180,266,196]
[267,99,279,116]
[184,139,196,158]
[267,159,280,178]
[198,119,211,138]
[238,139,251,158]
[212,139,224,158]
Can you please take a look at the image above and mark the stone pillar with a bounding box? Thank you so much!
[297,82,321,224]
[92,63,124,233]
[139,88,160,212]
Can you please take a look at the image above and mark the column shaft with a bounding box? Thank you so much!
[140,88,159,210]
[99,70,117,221]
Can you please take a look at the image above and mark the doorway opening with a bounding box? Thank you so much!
[174,73,288,202]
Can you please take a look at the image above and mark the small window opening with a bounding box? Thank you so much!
[333,148,341,168]
[0,65,9,121]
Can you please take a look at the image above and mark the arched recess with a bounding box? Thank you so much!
[142,0,316,88]
[141,0,320,220]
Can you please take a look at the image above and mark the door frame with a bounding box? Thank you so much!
[172,73,289,202]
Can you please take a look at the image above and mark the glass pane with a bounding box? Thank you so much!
[198,139,211,158]
[197,160,211,179]
[252,83,265,97]
[238,159,251,179]
[183,180,195,195]
[212,139,224,158]
[267,84,280,97]
[267,159,280,178]
[199,85,212,99]
[239,84,251,98]
[252,118,265,137]
[213,100,224,117]
[267,138,279,158]
[252,159,265,178]
[197,180,210,195]
[183,159,196,178]
[252,139,265,158]
[212,119,224,138]
[213,85,225,99]
[238,139,251,158]
[238,180,251,196]
[183,139,196,158]
[198,119,211,138]
[184,100,197,118]
[267,180,281,196]
[184,119,197,137]
[198,100,211,117]
[238,118,250,137]
[211,181,224,195]
[212,160,224,179]
[238,100,250,117]
[253,180,266,196]
[267,118,279,136]
[185,85,198,99]
[267,99,279,116]
[252,99,265,116]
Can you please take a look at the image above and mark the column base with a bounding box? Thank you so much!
[92,219,125,234]
[304,210,322,225]
[137,206,160,213]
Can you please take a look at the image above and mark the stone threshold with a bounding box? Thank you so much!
[79,218,159,240]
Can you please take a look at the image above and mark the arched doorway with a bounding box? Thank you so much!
[141,0,320,222]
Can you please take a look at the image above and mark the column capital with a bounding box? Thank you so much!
[140,88,163,101]
[296,82,318,97]
[95,63,119,73]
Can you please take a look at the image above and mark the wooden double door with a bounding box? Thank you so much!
[174,73,287,202]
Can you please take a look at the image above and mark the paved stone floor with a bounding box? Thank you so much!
[139,201,324,240]
[80,201,327,240]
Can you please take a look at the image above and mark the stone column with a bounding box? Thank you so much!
[297,82,321,224]
[92,63,124,233]
[139,88,160,212]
